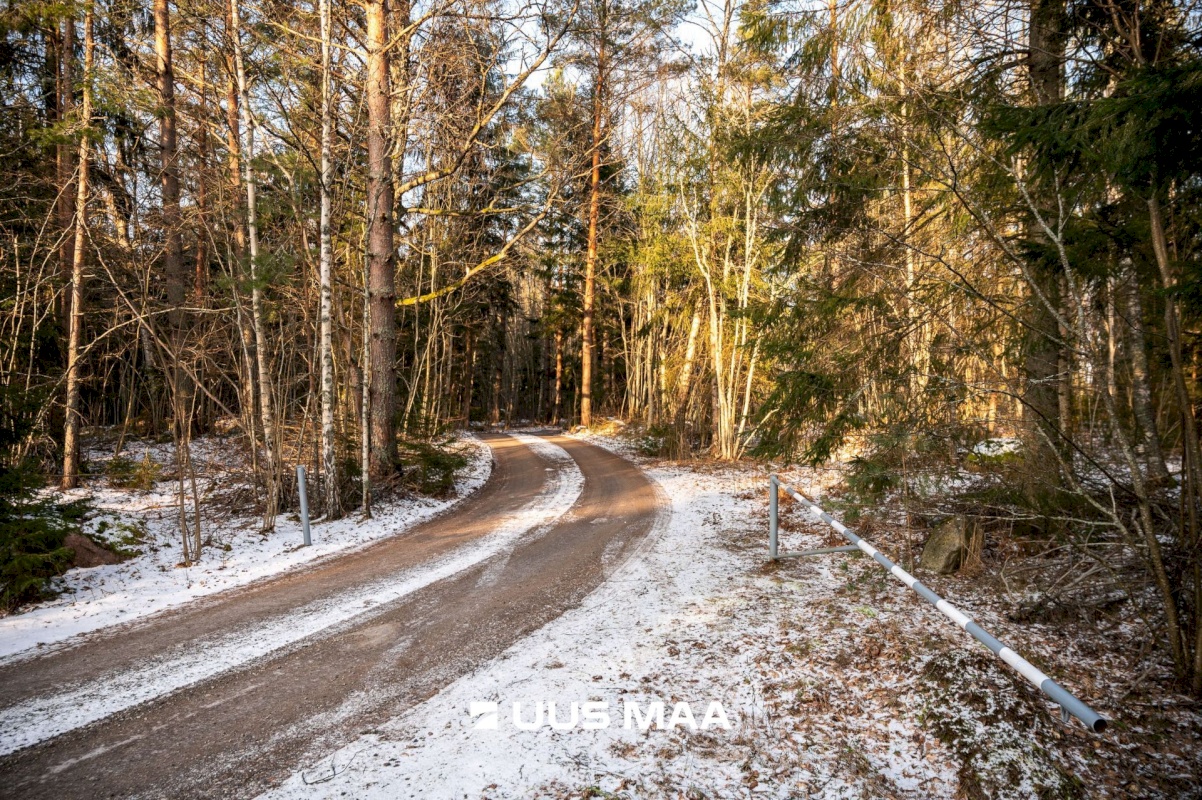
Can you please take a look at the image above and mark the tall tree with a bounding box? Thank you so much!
[366,0,397,478]
[579,12,606,428]
[568,0,684,427]
[56,15,75,326]
[230,0,280,528]
[1022,0,1069,482]
[60,1,94,490]
[156,0,185,358]
[319,0,340,516]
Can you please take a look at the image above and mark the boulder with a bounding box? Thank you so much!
[921,516,976,574]
[64,533,122,569]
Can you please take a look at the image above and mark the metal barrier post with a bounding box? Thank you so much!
[297,465,312,547]
[769,475,779,560]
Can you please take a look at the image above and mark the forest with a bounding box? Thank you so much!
[3,0,1202,700]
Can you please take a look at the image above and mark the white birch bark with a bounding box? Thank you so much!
[319,0,340,518]
[230,0,279,530]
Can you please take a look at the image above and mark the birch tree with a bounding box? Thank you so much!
[230,0,280,529]
[319,0,340,516]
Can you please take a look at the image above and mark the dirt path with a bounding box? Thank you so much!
[0,433,665,800]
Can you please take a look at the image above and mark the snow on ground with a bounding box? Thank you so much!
[0,434,583,756]
[259,433,966,800]
[970,437,1021,458]
[0,433,491,662]
[260,427,1202,799]
[7,425,1197,796]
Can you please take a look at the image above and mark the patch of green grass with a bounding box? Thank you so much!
[94,518,150,558]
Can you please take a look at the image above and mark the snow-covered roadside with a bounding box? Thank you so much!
[0,434,491,662]
[258,434,964,800]
[0,434,584,757]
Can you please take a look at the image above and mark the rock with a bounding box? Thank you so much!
[64,533,122,569]
[921,516,976,574]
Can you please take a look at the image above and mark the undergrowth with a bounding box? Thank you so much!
[0,463,88,612]
[396,438,469,497]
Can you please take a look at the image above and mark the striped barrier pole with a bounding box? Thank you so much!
[769,474,1106,733]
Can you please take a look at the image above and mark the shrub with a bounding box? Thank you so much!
[104,453,160,490]
[634,424,671,457]
[397,439,468,497]
[0,464,87,612]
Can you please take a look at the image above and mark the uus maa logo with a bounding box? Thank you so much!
[469,700,731,731]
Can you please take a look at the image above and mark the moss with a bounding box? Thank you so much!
[94,518,150,558]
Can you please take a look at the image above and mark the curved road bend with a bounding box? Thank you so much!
[0,432,664,800]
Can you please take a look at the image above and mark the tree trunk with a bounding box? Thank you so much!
[318,0,340,518]
[553,328,563,425]
[1023,0,1068,487]
[56,17,75,328]
[194,82,209,302]
[463,328,475,425]
[366,0,396,477]
[361,276,372,517]
[1124,272,1170,482]
[669,303,702,455]
[1057,274,1074,462]
[223,2,258,463]
[1148,196,1202,505]
[231,0,279,529]
[491,309,506,426]
[581,39,605,429]
[156,0,185,359]
[60,3,93,491]
[1148,196,1202,692]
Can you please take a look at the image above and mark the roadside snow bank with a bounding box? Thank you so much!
[0,434,583,757]
[0,434,491,662]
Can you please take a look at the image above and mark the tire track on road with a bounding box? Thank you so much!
[0,432,664,800]
[0,435,583,756]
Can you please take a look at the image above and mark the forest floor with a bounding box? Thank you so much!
[0,426,1198,799]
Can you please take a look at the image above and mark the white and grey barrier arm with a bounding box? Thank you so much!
[768,474,1107,733]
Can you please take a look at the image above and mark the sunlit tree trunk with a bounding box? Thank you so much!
[223,0,259,479]
[581,36,606,428]
[361,277,372,517]
[366,0,397,476]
